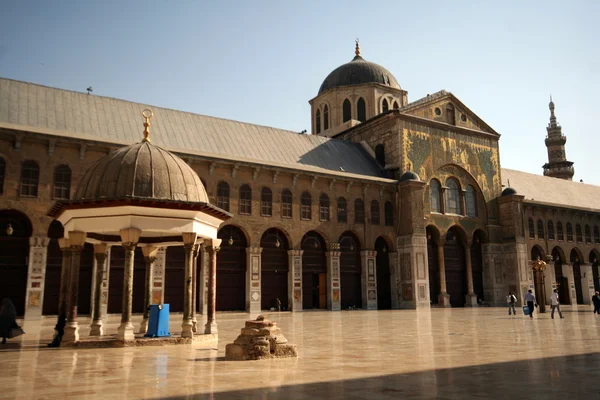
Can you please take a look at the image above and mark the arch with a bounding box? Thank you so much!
[551,246,566,263]
[570,247,584,264]
[585,225,591,243]
[528,218,535,239]
[357,97,366,123]
[537,220,545,239]
[323,105,329,130]
[570,248,585,304]
[547,220,555,240]
[354,199,365,224]
[465,185,477,217]
[444,226,467,307]
[260,187,272,217]
[315,109,321,134]
[342,99,352,122]
[566,222,573,241]
[429,179,441,213]
[339,231,362,309]
[375,144,385,166]
[216,225,248,311]
[530,245,546,261]
[216,181,230,212]
[20,160,40,197]
[301,231,327,309]
[319,193,330,221]
[53,164,71,200]
[260,228,290,310]
[381,98,389,113]
[239,184,252,215]
[0,157,5,195]
[446,103,456,125]
[393,100,399,109]
[370,200,380,225]
[337,197,347,223]
[42,220,65,315]
[384,201,394,226]
[300,191,312,220]
[590,249,600,293]
[557,221,564,241]
[281,189,292,218]
[427,225,441,304]
[375,236,391,309]
[552,246,569,304]
[576,224,582,243]
[471,229,486,302]
[445,178,461,214]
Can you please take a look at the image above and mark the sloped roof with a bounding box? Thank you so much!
[501,168,600,212]
[0,78,389,182]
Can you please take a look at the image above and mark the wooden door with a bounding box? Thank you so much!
[444,238,466,307]
[319,273,327,309]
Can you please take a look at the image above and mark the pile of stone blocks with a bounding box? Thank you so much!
[225,315,297,360]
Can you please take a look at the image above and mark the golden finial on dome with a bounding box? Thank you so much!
[355,38,360,57]
[141,109,153,142]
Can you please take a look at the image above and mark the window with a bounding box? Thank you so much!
[357,97,366,123]
[393,101,399,109]
[585,225,591,243]
[595,226,600,244]
[385,201,394,226]
[239,184,252,215]
[337,197,347,223]
[343,99,351,122]
[445,178,461,214]
[281,189,292,218]
[557,222,564,241]
[0,157,5,195]
[323,105,329,130]
[20,160,39,197]
[53,165,71,199]
[430,179,441,213]
[528,218,535,239]
[354,199,365,224]
[576,224,582,242]
[537,220,544,239]
[319,194,330,221]
[547,221,555,240]
[371,200,380,225]
[465,185,477,217]
[566,223,573,241]
[446,104,456,125]
[260,187,272,216]
[217,181,230,211]
[316,109,321,134]
[301,192,312,220]
[375,144,385,166]
[382,99,389,113]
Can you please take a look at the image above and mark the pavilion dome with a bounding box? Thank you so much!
[399,171,420,182]
[501,187,517,196]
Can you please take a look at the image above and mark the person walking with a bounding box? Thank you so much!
[0,298,22,344]
[524,290,536,319]
[550,289,564,319]
[592,291,600,315]
[506,291,517,315]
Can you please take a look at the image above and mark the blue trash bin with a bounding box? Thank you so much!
[145,304,171,338]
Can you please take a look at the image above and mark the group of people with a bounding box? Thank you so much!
[508,289,600,318]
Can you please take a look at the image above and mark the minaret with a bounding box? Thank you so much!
[542,98,574,180]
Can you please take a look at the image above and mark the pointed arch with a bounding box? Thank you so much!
[301,231,327,309]
[382,98,389,114]
[430,179,441,213]
[323,105,329,130]
[339,231,362,309]
[315,109,321,134]
[217,225,249,311]
[260,228,290,310]
[342,99,352,122]
[357,97,366,122]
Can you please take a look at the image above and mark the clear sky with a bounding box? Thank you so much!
[1,0,598,184]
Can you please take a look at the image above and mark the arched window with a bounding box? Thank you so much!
[357,97,366,123]
[393,101,399,109]
[53,164,71,200]
[528,218,535,239]
[375,144,385,166]
[217,181,230,211]
[0,157,5,195]
[354,199,365,224]
[371,200,380,225]
[301,192,312,220]
[281,189,292,218]
[547,220,555,240]
[20,160,39,197]
[595,226,600,243]
[382,98,389,113]
[446,104,456,125]
[576,224,582,242]
[260,187,272,216]
[430,179,441,213]
[337,197,347,223]
[445,178,461,214]
[323,105,329,130]
[384,201,394,226]
[343,99,351,122]
[315,109,321,134]
[585,225,591,243]
[239,184,252,215]
[557,222,564,241]
[319,193,330,221]
[566,223,573,241]
[537,220,545,239]
[465,185,477,217]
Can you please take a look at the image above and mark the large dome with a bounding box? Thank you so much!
[318,45,400,95]
[75,141,208,203]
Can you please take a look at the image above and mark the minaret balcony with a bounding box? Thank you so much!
[543,164,574,178]
[545,135,566,146]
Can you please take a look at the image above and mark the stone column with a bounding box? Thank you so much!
[63,231,87,344]
[361,250,378,310]
[198,245,208,315]
[326,243,341,311]
[100,246,112,317]
[139,246,158,334]
[204,239,221,334]
[437,240,450,307]
[464,241,478,306]
[397,234,430,309]
[388,252,399,309]
[580,263,593,305]
[90,243,108,336]
[287,250,303,312]
[57,238,72,319]
[117,228,141,341]
[191,241,201,332]
[24,236,50,321]
[181,233,198,338]
[246,246,263,313]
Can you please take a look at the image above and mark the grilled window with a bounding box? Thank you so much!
[217,181,230,211]
[20,160,39,197]
[281,189,292,218]
[239,184,252,215]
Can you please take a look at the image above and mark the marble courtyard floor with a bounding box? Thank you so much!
[1,307,599,399]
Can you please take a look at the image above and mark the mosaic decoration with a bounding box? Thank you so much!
[28,291,41,307]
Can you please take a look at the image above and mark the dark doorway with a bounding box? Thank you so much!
[0,210,32,316]
[340,232,361,309]
[301,231,327,310]
[375,237,391,310]
[471,231,485,302]
[553,247,569,305]
[165,246,185,312]
[107,246,146,314]
[260,228,289,311]
[444,227,467,307]
[427,226,440,305]
[216,226,247,311]
[43,220,64,315]
[571,250,584,305]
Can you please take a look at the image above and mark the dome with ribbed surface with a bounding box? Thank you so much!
[399,171,420,182]
[75,141,207,202]
[501,187,517,197]
[318,55,400,95]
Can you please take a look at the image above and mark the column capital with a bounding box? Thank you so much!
[68,231,87,248]
[360,249,377,258]
[327,250,341,257]
[58,237,71,251]
[329,242,340,251]
[94,242,108,255]
[287,249,304,256]
[120,228,141,245]
[29,236,50,247]
[182,232,198,246]
[246,246,263,255]
[142,245,159,259]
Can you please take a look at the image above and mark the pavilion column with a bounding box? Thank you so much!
[204,239,221,334]
[63,231,87,344]
[90,243,108,336]
[191,241,201,332]
[139,246,158,334]
[198,246,208,315]
[181,233,198,338]
[437,240,450,307]
[464,240,478,306]
[57,238,72,320]
[117,228,141,341]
